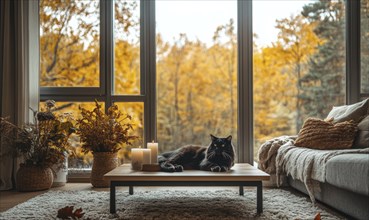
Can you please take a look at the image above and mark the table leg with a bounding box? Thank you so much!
[129,186,134,195]
[110,182,116,214]
[239,186,244,196]
[256,181,263,213]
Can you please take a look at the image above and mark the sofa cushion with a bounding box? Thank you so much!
[326,154,369,196]
[295,118,357,149]
[326,98,369,123]
[353,115,369,149]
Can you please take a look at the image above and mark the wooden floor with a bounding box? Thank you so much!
[0,183,105,212]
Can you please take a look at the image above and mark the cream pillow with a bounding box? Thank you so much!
[326,98,369,123]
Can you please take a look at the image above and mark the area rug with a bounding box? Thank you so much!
[0,188,342,220]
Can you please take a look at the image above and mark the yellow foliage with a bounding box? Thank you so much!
[40,1,324,165]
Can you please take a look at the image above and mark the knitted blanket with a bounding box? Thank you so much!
[257,135,296,174]
[258,136,369,203]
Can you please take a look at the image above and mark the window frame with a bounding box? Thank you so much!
[347,0,361,102]
[38,0,364,169]
[39,0,150,145]
[359,0,369,99]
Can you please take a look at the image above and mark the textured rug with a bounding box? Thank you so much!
[0,188,342,220]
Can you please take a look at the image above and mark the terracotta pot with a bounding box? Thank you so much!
[16,165,53,191]
[91,152,118,188]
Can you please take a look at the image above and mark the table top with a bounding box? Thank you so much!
[104,163,270,182]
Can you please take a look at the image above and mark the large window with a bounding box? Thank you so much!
[156,1,238,153]
[40,0,143,171]
[253,0,346,160]
[39,0,364,172]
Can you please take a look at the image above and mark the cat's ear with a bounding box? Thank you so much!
[210,134,217,142]
[226,135,232,142]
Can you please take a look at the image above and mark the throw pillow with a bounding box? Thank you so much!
[326,98,369,123]
[295,118,358,150]
[353,115,369,149]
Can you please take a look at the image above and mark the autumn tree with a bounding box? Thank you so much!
[253,42,293,148]
[157,34,189,149]
[157,34,216,150]
[300,0,346,118]
[210,19,237,137]
[40,0,100,87]
[114,0,140,94]
[156,20,239,151]
[275,15,321,132]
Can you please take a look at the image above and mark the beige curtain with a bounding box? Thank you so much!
[0,0,38,191]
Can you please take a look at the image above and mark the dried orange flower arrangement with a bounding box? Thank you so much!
[76,101,138,153]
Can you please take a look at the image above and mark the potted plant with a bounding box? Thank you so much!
[0,100,75,191]
[76,101,138,187]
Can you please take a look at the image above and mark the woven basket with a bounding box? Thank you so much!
[91,152,118,188]
[16,165,53,191]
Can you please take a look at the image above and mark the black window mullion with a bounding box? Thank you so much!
[40,95,106,102]
[99,0,107,98]
[142,0,156,145]
[104,0,114,111]
[140,0,145,96]
[346,0,361,104]
[238,0,253,164]
[40,87,102,96]
[111,95,145,102]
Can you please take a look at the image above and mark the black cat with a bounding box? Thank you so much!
[158,134,235,172]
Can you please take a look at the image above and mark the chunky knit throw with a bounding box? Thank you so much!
[258,135,369,203]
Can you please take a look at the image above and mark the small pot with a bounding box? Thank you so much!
[16,165,53,191]
[52,154,68,187]
[91,152,118,188]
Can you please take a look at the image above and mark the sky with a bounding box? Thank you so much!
[156,0,313,47]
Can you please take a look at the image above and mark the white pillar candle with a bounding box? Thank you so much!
[147,142,158,164]
[131,148,143,171]
[142,149,151,165]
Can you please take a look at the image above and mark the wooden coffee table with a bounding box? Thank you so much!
[104,163,270,214]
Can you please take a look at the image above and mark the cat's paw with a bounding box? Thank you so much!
[161,162,176,172]
[221,166,229,172]
[174,165,184,172]
[211,166,222,172]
